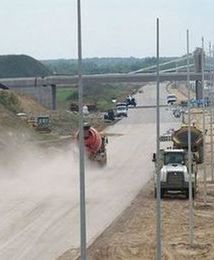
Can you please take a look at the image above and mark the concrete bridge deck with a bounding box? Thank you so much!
[0,72,210,88]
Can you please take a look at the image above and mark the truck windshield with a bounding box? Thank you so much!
[164,152,184,164]
[167,95,176,100]
[117,107,126,111]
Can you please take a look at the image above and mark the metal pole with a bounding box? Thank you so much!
[187,29,194,246]
[209,42,214,182]
[202,37,207,205]
[156,17,161,260]
[212,44,214,182]
[77,0,87,259]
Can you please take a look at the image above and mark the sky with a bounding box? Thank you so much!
[0,0,213,59]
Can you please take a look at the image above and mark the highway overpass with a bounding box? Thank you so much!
[1,72,209,110]
[0,72,210,88]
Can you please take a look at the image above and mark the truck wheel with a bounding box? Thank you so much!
[192,188,195,199]
[185,189,189,199]
[186,188,195,199]
[160,188,165,199]
[198,145,204,164]
[154,188,164,199]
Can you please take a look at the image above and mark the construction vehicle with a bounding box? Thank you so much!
[153,148,197,199]
[116,105,128,117]
[77,124,108,166]
[126,96,137,107]
[167,94,177,105]
[172,125,203,163]
[152,124,203,199]
[28,115,51,133]
[104,109,115,121]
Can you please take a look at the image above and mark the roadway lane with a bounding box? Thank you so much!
[0,83,180,260]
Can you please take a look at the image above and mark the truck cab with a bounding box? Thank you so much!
[153,149,196,199]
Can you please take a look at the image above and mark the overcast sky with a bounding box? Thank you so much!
[0,0,213,59]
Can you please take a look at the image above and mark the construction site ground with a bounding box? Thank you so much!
[1,85,214,260]
[59,84,214,260]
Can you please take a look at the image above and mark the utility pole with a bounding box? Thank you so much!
[209,42,214,182]
[202,37,207,205]
[77,0,87,259]
[155,17,162,260]
[187,29,194,246]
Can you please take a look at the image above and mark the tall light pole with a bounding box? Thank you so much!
[77,0,87,259]
[155,17,162,260]
[202,37,207,205]
[209,42,214,182]
[187,29,194,246]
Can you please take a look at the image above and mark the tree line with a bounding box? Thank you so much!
[41,57,177,75]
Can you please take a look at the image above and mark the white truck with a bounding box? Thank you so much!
[116,103,128,117]
[167,94,177,105]
[152,148,197,199]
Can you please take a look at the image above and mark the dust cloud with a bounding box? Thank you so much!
[0,130,107,203]
[0,132,80,200]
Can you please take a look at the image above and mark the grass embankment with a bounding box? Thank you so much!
[0,82,142,147]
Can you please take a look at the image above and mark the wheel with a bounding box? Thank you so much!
[198,145,204,164]
[160,188,165,199]
[185,189,189,199]
[185,188,195,199]
[192,188,195,199]
[98,158,107,167]
[154,188,164,199]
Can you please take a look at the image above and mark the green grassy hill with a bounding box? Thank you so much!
[0,55,52,78]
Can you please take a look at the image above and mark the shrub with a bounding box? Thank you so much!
[0,91,22,113]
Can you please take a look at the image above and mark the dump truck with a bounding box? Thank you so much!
[153,148,197,199]
[152,124,203,199]
[172,125,203,164]
[77,124,108,166]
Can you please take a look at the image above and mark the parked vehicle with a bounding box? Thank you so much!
[27,115,51,133]
[116,105,128,117]
[172,108,182,118]
[116,102,128,109]
[104,109,115,121]
[126,96,137,107]
[167,94,177,105]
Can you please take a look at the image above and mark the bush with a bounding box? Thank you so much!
[0,91,22,113]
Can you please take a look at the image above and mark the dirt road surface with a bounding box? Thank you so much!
[61,85,214,260]
[0,83,179,260]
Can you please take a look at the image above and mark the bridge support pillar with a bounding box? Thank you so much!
[51,84,56,110]
[193,48,204,99]
[195,80,203,99]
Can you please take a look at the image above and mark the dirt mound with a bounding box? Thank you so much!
[16,92,47,115]
[0,89,49,141]
[0,54,51,78]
